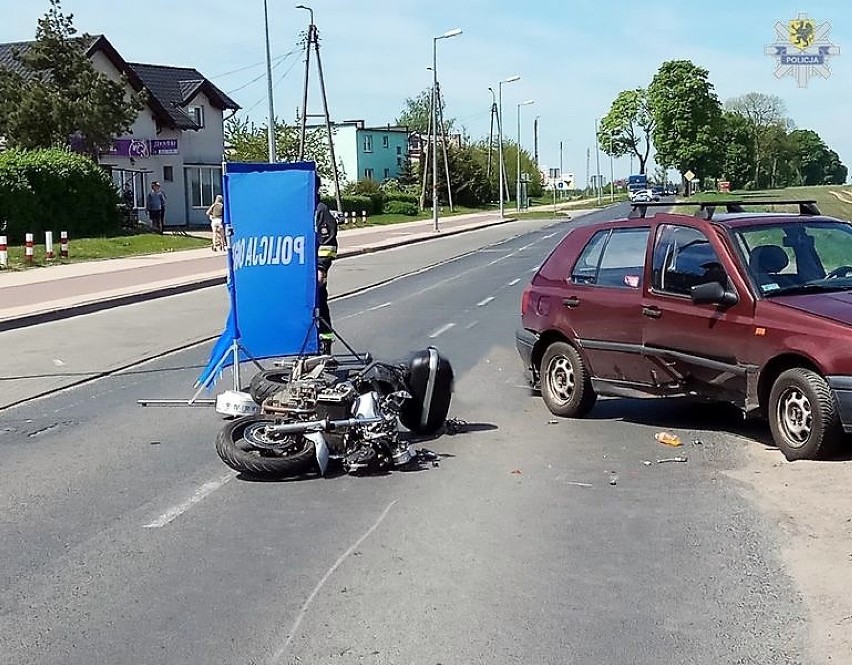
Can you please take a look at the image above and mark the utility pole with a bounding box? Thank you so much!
[559,140,564,200]
[262,0,277,162]
[296,5,342,212]
[585,147,590,194]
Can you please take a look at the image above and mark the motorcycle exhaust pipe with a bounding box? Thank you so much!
[265,416,384,436]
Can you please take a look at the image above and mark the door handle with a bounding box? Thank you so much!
[562,296,580,308]
[642,306,662,319]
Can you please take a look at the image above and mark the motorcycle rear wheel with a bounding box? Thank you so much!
[215,415,316,478]
[248,368,292,405]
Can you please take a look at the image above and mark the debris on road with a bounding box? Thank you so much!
[692,439,704,446]
[609,472,618,486]
[511,469,522,475]
[642,460,652,466]
[657,457,688,463]
[655,431,682,447]
[547,419,559,425]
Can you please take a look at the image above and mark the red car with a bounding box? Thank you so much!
[517,200,852,460]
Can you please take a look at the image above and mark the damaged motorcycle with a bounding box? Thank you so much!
[215,347,454,478]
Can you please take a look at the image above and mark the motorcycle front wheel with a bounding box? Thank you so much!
[215,415,316,478]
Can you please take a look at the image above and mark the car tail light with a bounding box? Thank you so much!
[521,285,532,315]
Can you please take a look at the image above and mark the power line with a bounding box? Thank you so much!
[211,48,298,78]
[224,45,300,95]
[243,50,303,114]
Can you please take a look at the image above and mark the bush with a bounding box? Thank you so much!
[383,200,419,216]
[384,191,420,206]
[0,148,121,243]
[321,194,376,215]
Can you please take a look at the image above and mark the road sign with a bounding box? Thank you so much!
[557,181,565,189]
[684,170,696,182]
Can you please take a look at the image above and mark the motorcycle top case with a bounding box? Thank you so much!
[400,347,453,435]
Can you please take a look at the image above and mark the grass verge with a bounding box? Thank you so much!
[1,232,210,271]
[676,185,852,219]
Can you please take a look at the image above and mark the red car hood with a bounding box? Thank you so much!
[773,290,852,326]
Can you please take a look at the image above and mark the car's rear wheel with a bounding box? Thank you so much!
[768,368,841,460]
[540,341,596,418]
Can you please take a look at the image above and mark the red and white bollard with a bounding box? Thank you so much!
[361,210,367,223]
[25,233,34,265]
[60,230,69,258]
[0,235,7,268]
[45,231,54,261]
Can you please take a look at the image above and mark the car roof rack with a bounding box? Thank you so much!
[627,199,821,220]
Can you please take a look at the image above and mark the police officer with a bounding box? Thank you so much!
[315,174,338,355]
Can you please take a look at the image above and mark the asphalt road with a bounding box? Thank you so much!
[0,206,808,664]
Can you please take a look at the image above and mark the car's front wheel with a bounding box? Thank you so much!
[540,341,597,418]
[768,368,841,460]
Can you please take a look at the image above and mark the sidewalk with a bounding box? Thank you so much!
[0,209,559,330]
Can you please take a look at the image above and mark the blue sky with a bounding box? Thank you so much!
[2,0,851,183]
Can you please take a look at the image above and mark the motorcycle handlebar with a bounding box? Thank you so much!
[265,416,384,436]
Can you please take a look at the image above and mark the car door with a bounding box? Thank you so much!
[641,221,758,402]
[555,225,654,383]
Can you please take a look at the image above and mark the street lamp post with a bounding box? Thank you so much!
[262,0,277,162]
[609,132,615,202]
[594,117,602,203]
[497,75,520,219]
[516,99,534,212]
[431,28,462,232]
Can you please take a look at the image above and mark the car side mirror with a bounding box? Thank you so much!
[690,281,738,307]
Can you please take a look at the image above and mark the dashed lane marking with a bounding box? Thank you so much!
[428,323,456,338]
[476,296,495,307]
[143,472,235,528]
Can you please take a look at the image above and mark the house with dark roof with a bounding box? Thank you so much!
[0,35,239,227]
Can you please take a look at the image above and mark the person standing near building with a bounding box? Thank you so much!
[206,194,225,251]
[146,181,166,234]
[315,175,338,355]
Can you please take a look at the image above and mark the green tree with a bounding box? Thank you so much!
[395,87,455,134]
[648,60,724,189]
[719,111,756,189]
[0,0,143,154]
[724,92,788,188]
[788,129,848,185]
[598,88,654,175]
[224,115,343,180]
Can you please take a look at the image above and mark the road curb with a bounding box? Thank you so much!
[0,216,520,332]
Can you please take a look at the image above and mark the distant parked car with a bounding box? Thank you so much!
[516,199,852,460]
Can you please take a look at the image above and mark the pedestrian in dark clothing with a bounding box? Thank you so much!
[315,175,338,354]
[146,181,166,233]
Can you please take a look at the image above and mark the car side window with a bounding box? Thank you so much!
[570,230,607,284]
[652,224,728,296]
[571,227,649,288]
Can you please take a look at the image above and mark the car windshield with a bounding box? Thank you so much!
[732,220,852,296]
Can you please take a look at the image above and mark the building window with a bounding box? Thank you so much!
[396,145,402,155]
[163,165,174,182]
[363,135,373,152]
[112,169,145,208]
[189,106,205,128]
[382,136,389,149]
[396,157,402,167]
[184,166,223,207]
[384,168,390,179]
[364,168,374,180]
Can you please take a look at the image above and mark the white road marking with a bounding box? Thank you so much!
[367,301,392,311]
[465,321,479,330]
[143,472,235,528]
[428,323,456,338]
[270,500,398,663]
[508,278,521,286]
[542,232,557,239]
[476,296,495,307]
